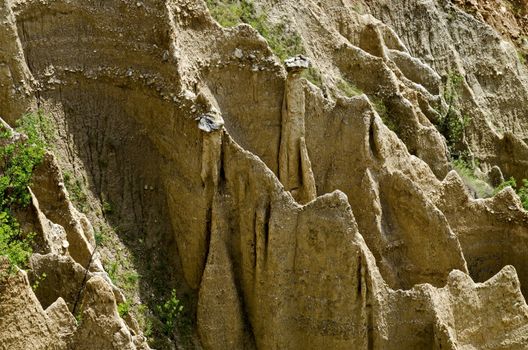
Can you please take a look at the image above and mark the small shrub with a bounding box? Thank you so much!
[106,260,118,282]
[516,179,528,210]
[495,177,528,210]
[118,300,131,317]
[444,72,463,106]
[122,271,140,293]
[75,311,83,325]
[94,229,107,246]
[0,213,34,272]
[102,200,113,215]
[441,112,471,151]
[156,289,184,336]
[144,317,153,338]
[436,72,471,154]
[31,272,47,291]
[0,112,49,272]
[125,271,139,284]
[494,177,517,195]
[264,20,304,61]
[16,110,55,148]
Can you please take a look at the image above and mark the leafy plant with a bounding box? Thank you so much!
[0,111,49,272]
[436,72,471,153]
[75,310,83,325]
[495,176,528,210]
[516,179,528,210]
[31,272,47,291]
[0,213,34,272]
[102,200,113,215]
[494,176,517,195]
[94,229,107,246]
[156,289,184,336]
[135,304,152,336]
[118,300,132,317]
[16,110,56,148]
[121,271,140,293]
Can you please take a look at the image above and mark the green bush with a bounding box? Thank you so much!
[118,300,132,317]
[436,73,471,153]
[94,229,106,246]
[495,177,528,210]
[494,176,517,195]
[0,112,49,272]
[156,289,184,336]
[106,260,119,282]
[31,272,47,291]
[0,213,33,272]
[517,180,528,210]
[102,200,113,215]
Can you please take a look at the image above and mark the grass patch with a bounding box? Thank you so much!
[518,50,526,65]
[63,170,88,212]
[371,97,397,132]
[337,78,363,97]
[206,0,305,61]
[302,67,323,88]
[352,3,366,14]
[0,112,49,273]
[104,254,140,293]
[452,159,493,198]
[94,228,107,246]
[106,260,118,282]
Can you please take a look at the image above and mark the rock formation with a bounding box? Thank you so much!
[1,0,528,349]
[279,55,316,204]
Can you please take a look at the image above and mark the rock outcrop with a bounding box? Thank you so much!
[1,0,528,349]
[279,55,316,204]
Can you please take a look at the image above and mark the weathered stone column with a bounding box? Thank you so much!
[279,55,316,204]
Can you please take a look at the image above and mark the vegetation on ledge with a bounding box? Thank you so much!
[0,111,50,273]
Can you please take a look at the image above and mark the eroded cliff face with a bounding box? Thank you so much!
[2,0,528,349]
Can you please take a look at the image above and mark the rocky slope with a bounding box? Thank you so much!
[2,0,528,349]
